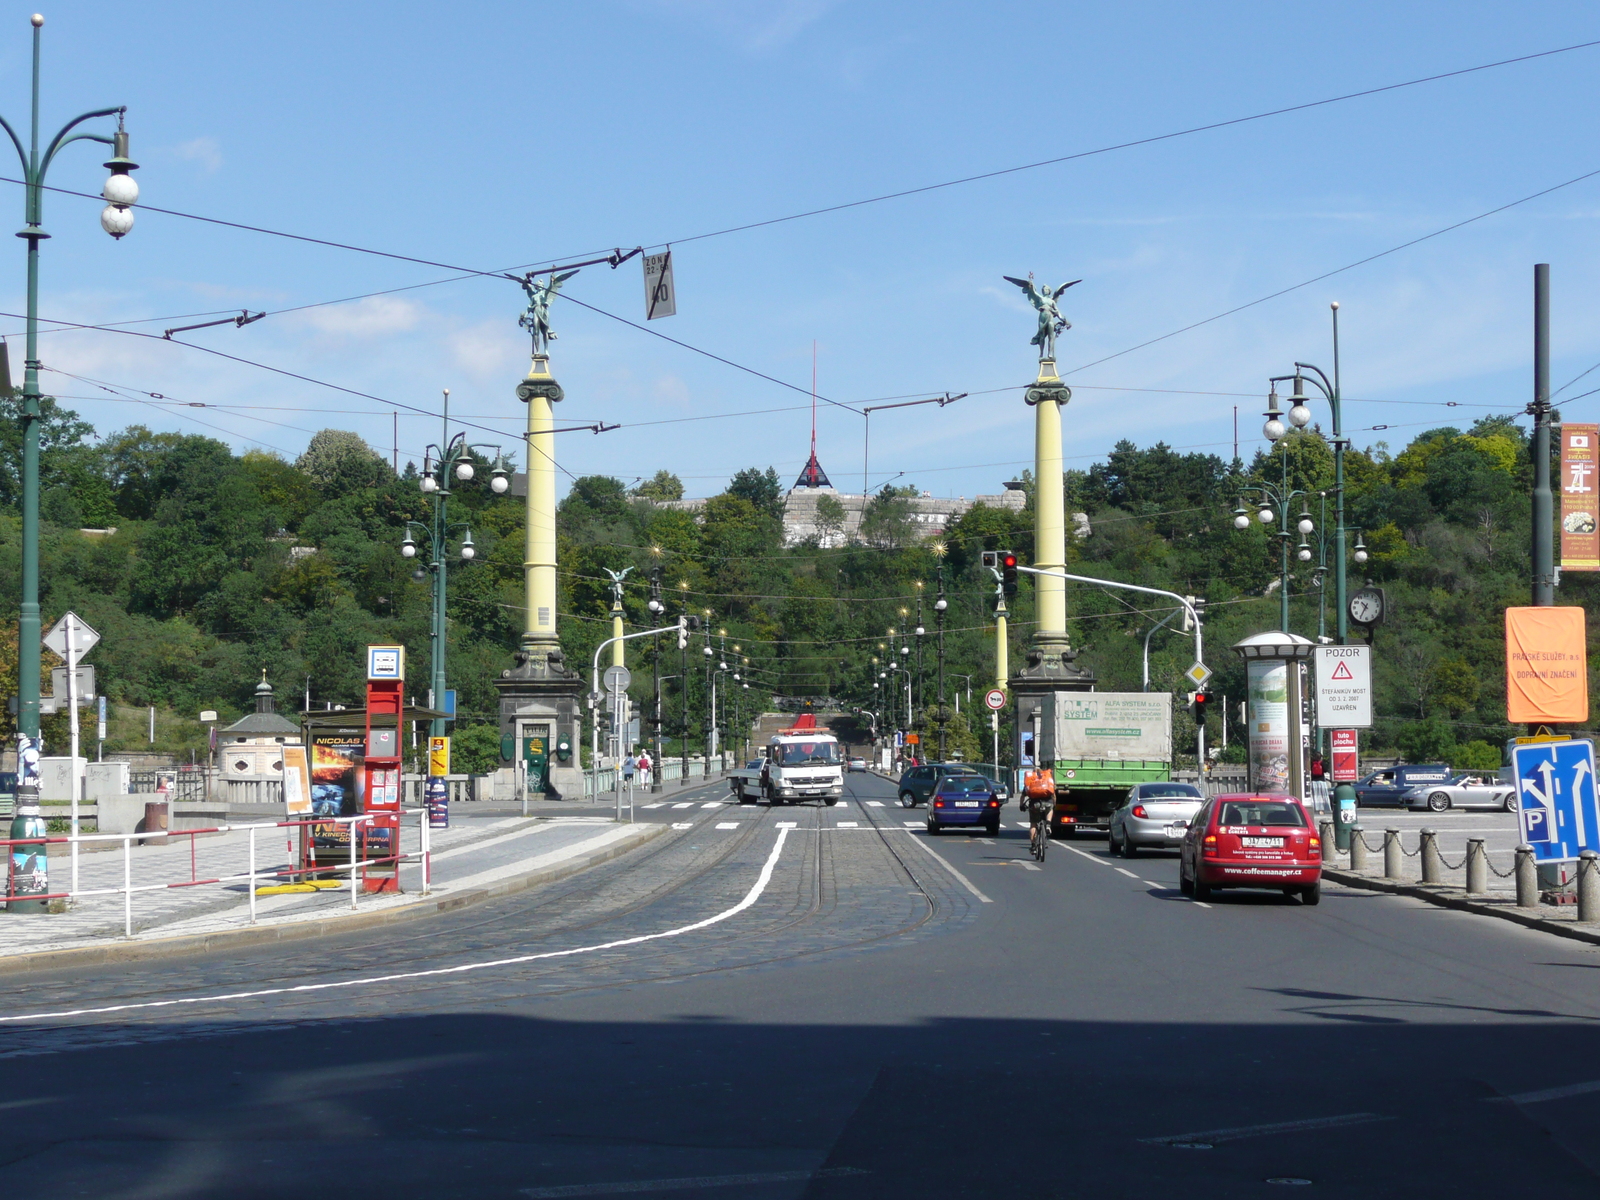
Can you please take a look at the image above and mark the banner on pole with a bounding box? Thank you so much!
[1561,423,1600,570]
[1330,729,1358,783]
[1505,606,1589,724]
[428,736,450,777]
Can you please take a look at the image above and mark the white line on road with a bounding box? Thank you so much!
[1141,1112,1389,1146]
[901,832,993,904]
[1115,868,1140,880]
[641,803,665,809]
[714,822,740,830]
[1062,845,1113,868]
[520,1167,867,1197]
[836,821,859,827]
[1494,1078,1600,1105]
[671,823,693,830]
[701,802,722,809]
[671,803,694,810]
[903,821,920,827]
[0,825,801,1025]
[866,801,884,807]
[1194,901,1212,908]
[775,821,798,829]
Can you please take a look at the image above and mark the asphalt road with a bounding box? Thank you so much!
[3,770,1600,1198]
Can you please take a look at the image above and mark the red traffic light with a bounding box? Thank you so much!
[1001,553,1017,569]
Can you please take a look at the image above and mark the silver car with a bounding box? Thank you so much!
[1108,782,1205,857]
[1402,773,1517,813]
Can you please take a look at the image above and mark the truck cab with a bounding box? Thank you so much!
[763,716,844,806]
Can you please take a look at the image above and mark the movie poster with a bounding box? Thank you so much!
[310,735,364,854]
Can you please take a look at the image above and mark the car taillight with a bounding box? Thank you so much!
[934,800,944,807]
[1203,833,1217,856]
[1308,836,1321,857]
[989,800,999,807]
[1132,805,1147,819]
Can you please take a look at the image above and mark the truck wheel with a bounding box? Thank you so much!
[738,791,753,806]
[825,797,838,807]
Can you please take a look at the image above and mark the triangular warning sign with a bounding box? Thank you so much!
[1331,660,1354,680]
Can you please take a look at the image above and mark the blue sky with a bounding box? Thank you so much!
[4,0,1600,500]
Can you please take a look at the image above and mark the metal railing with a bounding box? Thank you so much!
[1,810,432,938]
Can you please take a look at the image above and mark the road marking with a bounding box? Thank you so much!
[836,821,859,827]
[1014,822,1030,829]
[671,823,693,830]
[1194,901,1212,908]
[866,801,884,807]
[1494,1078,1600,1105]
[1062,844,1113,868]
[1141,880,1161,887]
[1142,1112,1389,1147]
[714,822,740,830]
[520,1167,868,1197]
[775,821,798,829]
[0,825,801,1026]
[1115,867,1140,880]
[903,821,920,827]
[901,832,993,903]
[671,803,694,810]
[641,803,665,809]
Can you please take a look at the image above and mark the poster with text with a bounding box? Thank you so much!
[1247,660,1289,792]
[1562,424,1600,570]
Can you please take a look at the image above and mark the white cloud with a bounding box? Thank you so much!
[173,137,222,174]
[291,295,423,340]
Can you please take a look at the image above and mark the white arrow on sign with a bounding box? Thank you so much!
[43,611,99,659]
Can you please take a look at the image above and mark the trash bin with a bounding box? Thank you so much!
[139,799,169,841]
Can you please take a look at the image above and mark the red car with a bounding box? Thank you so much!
[1179,792,1322,905]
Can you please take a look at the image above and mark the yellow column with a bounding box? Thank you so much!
[1033,361,1067,639]
[522,357,558,653]
[612,604,625,668]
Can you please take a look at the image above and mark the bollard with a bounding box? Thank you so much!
[1515,845,1538,908]
[1580,851,1600,923]
[1465,838,1487,895]
[1419,828,1440,884]
[1384,828,1402,879]
[1319,820,1337,860]
[1350,824,1367,872]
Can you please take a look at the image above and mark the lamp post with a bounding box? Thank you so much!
[647,560,665,792]
[6,16,138,911]
[400,389,506,742]
[1231,384,1314,633]
[934,548,948,760]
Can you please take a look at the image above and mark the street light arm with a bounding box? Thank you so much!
[1017,565,1204,669]
[39,107,122,178]
[0,113,26,178]
[1292,363,1334,400]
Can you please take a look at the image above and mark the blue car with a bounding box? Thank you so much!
[926,774,1002,836]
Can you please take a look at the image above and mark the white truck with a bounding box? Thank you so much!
[761,718,845,806]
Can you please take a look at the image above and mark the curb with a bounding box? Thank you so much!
[0,822,670,976]
[1323,865,1600,947]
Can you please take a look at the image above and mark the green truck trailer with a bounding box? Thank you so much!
[1038,691,1174,837]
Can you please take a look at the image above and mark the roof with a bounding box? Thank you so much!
[793,451,831,489]
[222,710,300,736]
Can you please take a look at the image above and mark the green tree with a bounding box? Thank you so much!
[633,470,684,502]
[295,429,391,497]
[726,467,784,518]
[452,723,503,773]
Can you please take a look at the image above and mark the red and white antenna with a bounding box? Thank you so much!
[810,340,818,463]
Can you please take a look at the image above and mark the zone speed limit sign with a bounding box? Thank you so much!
[984,688,1008,712]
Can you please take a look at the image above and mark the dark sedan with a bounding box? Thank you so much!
[926,774,1003,836]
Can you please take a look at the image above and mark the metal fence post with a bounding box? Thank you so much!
[1515,845,1538,908]
[1579,850,1600,923]
[1419,828,1440,884]
[349,818,359,910]
[1465,838,1487,895]
[248,826,257,925]
[1384,828,1402,879]
[1349,825,1367,873]
[123,835,132,938]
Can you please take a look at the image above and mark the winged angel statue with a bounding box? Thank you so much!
[1003,274,1080,361]
[520,269,580,356]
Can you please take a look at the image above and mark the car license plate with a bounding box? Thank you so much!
[955,801,981,808]
[1165,823,1186,837]
[1241,837,1284,848]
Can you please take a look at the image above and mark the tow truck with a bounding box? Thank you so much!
[761,714,844,806]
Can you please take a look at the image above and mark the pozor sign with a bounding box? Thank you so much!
[1314,646,1371,728]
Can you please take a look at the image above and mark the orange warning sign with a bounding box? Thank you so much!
[1505,606,1590,724]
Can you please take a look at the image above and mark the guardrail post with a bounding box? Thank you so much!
[1318,820,1337,860]
[350,818,360,910]
[1419,828,1440,884]
[1465,838,1487,895]
[248,826,258,924]
[1384,828,1402,879]
[1349,824,1367,872]
[1515,845,1538,908]
[1579,850,1600,922]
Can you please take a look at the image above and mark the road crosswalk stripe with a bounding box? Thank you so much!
[671,803,694,809]
[836,821,859,827]
[866,801,884,807]
[714,822,739,830]
[701,802,721,809]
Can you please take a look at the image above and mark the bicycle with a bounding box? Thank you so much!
[1028,802,1051,862]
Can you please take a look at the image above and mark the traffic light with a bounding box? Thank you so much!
[981,550,999,570]
[677,615,689,649]
[1191,692,1214,721]
[1001,551,1018,597]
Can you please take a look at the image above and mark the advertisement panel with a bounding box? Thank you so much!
[281,744,312,817]
[1049,692,1172,761]
[1561,423,1600,571]
[309,734,364,855]
[1505,607,1590,725]
[1330,729,1359,783]
[1247,660,1290,792]
[429,736,450,777]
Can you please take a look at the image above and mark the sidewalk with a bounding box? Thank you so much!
[0,807,666,970]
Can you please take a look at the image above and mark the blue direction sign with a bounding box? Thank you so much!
[1513,738,1600,863]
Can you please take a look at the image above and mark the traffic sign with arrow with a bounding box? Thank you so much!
[1514,738,1600,862]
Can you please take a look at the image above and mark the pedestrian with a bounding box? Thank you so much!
[637,751,652,788]
[622,753,637,788]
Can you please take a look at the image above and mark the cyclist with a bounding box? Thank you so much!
[1021,765,1056,859]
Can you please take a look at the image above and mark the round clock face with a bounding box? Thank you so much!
[1349,589,1382,625]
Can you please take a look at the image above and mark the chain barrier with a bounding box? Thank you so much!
[1353,830,1382,852]
[1434,847,1468,872]
[1397,839,1421,858]
[1483,856,1518,879]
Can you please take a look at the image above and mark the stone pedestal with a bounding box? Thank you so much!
[496,646,585,800]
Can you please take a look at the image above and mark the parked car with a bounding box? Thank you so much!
[1401,773,1517,812]
[1108,782,1205,857]
[926,774,1003,836]
[1179,792,1323,905]
[847,757,868,773]
[728,760,766,804]
[1354,765,1452,807]
[898,763,984,808]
